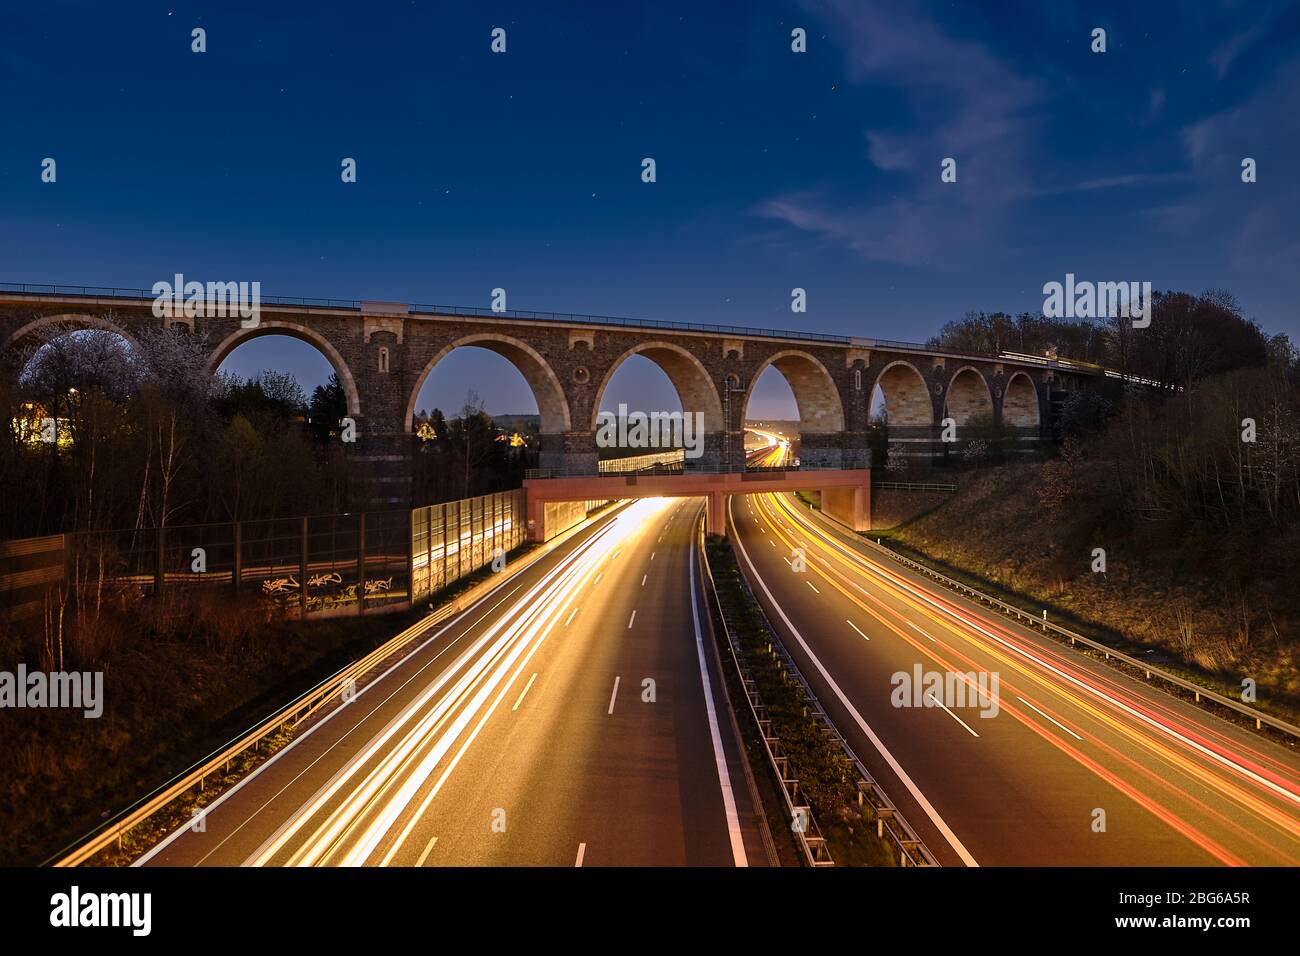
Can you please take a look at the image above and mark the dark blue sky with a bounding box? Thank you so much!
[4,1,1297,418]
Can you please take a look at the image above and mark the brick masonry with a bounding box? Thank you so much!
[0,294,1086,506]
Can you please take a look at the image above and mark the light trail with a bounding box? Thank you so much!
[239,498,678,867]
[741,489,1300,865]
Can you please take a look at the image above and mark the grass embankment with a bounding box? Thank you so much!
[705,534,895,866]
[875,462,1300,734]
[0,542,536,866]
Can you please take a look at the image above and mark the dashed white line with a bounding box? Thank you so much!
[607,676,621,714]
[926,692,981,738]
[512,672,539,712]
[564,607,579,626]
[627,610,637,628]
[641,574,647,586]
[807,581,820,594]
[908,621,938,642]
[728,500,978,867]
[415,835,439,868]
[1017,696,1083,740]
[574,842,587,866]
[847,620,870,641]
[650,551,656,561]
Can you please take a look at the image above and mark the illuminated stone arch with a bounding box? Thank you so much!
[208,320,361,417]
[742,350,844,433]
[943,365,994,426]
[406,332,571,435]
[591,341,724,432]
[872,360,932,427]
[1002,371,1040,428]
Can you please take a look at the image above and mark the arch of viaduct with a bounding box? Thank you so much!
[0,291,1095,505]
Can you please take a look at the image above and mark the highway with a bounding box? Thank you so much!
[135,498,769,867]
[730,481,1300,866]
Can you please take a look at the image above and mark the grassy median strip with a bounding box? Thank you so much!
[704,534,895,866]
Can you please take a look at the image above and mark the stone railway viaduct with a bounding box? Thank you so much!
[0,286,1099,519]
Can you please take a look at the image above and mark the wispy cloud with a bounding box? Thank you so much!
[1161,56,1300,282]
[754,0,1043,266]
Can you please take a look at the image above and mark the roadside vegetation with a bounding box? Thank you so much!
[878,293,1300,724]
[0,521,536,866]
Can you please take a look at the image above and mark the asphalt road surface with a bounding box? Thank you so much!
[731,489,1300,866]
[138,498,769,867]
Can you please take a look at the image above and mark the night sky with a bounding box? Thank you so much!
[3,1,1297,419]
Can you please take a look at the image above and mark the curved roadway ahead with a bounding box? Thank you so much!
[730,487,1300,866]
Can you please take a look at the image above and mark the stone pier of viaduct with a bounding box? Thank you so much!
[0,286,1099,506]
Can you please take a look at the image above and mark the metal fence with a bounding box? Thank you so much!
[410,490,525,603]
[1,491,530,622]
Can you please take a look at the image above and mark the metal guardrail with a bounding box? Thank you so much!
[836,529,1300,740]
[698,520,938,867]
[872,481,957,493]
[46,506,611,867]
[50,610,443,866]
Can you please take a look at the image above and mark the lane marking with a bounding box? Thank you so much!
[564,607,579,626]
[729,498,978,867]
[688,541,748,867]
[1017,696,1084,741]
[650,551,656,561]
[771,496,1300,809]
[908,621,938,642]
[627,610,637,629]
[641,574,647,587]
[575,843,586,867]
[512,672,539,712]
[847,620,870,641]
[594,572,603,585]
[926,692,981,738]
[607,676,621,715]
[415,835,439,867]
[807,581,820,594]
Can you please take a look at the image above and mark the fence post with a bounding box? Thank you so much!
[299,517,308,616]
[155,525,165,597]
[406,508,415,608]
[357,512,367,612]
[232,521,242,595]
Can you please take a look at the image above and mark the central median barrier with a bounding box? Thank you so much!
[525,467,871,540]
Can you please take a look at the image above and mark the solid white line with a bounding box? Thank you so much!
[728,498,977,867]
[807,581,820,594]
[688,542,748,867]
[415,835,439,867]
[607,676,620,715]
[130,560,557,865]
[926,692,981,738]
[512,672,539,712]
[780,500,1300,807]
[1017,695,1083,740]
[908,621,938,642]
[564,607,579,626]
[575,842,586,866]
[627,610,637,628]
[847,620,870,641]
